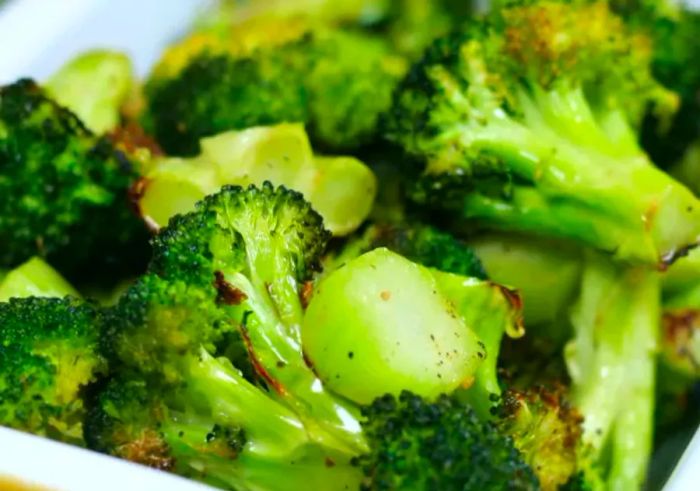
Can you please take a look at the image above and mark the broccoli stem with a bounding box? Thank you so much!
[223,271,366,455]
[164,425,361,491]
[0,257,80,301]
[429,81,700,263]
[182,349,309,457]
[200,454,361,491]
[462,189,653,262]
[566,254,659,489]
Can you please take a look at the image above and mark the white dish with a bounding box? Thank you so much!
[0,426,215,491]
[0,0,697,490]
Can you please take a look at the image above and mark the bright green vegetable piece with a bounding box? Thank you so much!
[670,140,700,197]
[432,270,524,418]
[565,254,659,490]
[139,124,376,235]
[0,257,80,301]
[469,234,582,332]
[302,248,484,405]
[663,247,700,298]
[46,50,133,134]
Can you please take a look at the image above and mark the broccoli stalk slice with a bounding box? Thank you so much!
[565,254,659,489]
[467,233,582,332]
[45,50,133,134]
[432,271,524,418]
[0,256,80,301]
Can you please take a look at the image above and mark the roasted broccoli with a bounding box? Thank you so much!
[1,2,696,489]
[354,391,540,491]
[84,373,364,491]
[385,0,699,266]
[144,19,404,155]
[0,80,149,283]
[87,184,371,489]
[0,297,105,444]
[89,182,584,490]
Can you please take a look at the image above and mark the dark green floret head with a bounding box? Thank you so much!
[145,182,329,291]
[305,28,405,151]
[0,79,148,280]
[354,391,540,491]
[0,296,105,443]
[105,182,330,378]
[365,223,487,279]
[144,48,311,156]
[143,20,404,155]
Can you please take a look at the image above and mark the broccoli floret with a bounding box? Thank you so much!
[144,20,403,155]
[0,297,105,444]
[0,79,150,283]
[642,8,700,167]
[100,183,367,466]
[385,0,699,266]
[565,253,659,490]
[497,387,585,490]
[305,28,404,151]
[353,391,540,491]
[90,184,373,489]
[145,42,309,156]
[327,222,487,279]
